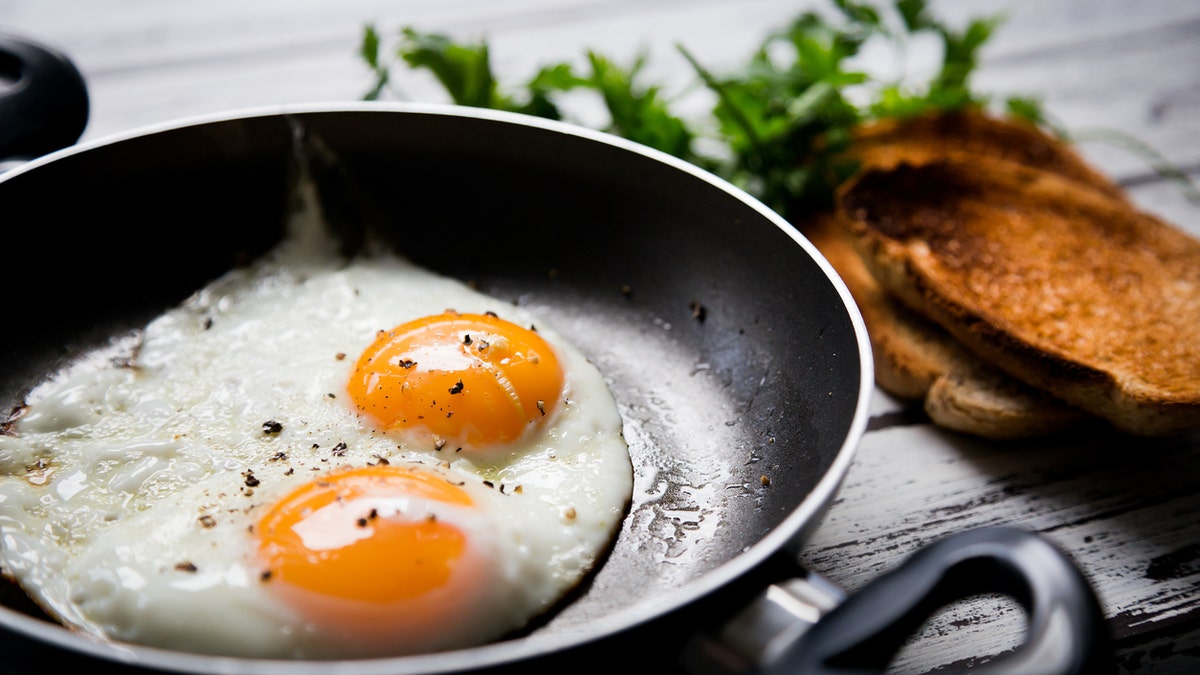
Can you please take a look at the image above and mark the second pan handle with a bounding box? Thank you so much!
[0,32,89,163]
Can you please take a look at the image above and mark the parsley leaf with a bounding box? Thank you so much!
[358,0,1039,216]
[577,50,699,163]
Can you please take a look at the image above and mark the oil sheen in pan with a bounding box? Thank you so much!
[511,291,786,632]
[0,169,637,660]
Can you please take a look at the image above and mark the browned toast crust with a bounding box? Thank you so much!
[805,211,1087,438]
[848,110,1127,202]
[797,109,1104,438]
[837,156,1200,436]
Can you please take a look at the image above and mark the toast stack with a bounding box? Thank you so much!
[808,110,1200,438]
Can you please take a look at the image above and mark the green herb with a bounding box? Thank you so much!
[359,0,1191,217]
[358,1,1032,215]
[360,25,705,166]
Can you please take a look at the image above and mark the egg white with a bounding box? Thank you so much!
[0,192,632,659]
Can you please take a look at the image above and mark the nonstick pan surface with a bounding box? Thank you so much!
[0,103,872,673]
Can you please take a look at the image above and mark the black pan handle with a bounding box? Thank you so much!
[0,32,89,162]
[683,526,1112,674]
[775,526,1114,674]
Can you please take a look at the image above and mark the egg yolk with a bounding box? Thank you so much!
[256,465,474,604]
[347,310,564,450]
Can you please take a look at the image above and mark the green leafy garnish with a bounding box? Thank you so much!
[358,0,1193,217]
[363,25,704,167]
[574,51,700,163]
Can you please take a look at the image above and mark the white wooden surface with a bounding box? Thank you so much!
[3,1,1199,672]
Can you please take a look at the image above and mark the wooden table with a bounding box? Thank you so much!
[4,0,1198,672]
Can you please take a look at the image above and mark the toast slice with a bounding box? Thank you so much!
[798,110,1107,438]
[846,110,1127,202]
[806,211,1088,438]
[836,155,1200,436]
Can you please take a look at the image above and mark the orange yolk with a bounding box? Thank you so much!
[256,465,474,604]
[347,311,564,450]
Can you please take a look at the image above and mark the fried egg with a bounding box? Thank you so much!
[0,185,632,659]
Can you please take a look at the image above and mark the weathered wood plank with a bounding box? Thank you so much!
[8,0,1200,199]
[802,419,1200,671]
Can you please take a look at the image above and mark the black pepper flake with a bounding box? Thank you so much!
[356,517,369,528]
[484,310,498,318]
[326,392,337,399]
[335,352,346,361]
[270,451,288,461]
[536,400,546,416]
[284,467,295,476]
[483,480,495,489]
[448,379,464,395]
[331,442,348,456]
[463,334,473,345]
[262,420,283,435]
[203,317,214,330]
[243,471,260,487]
[477,340,489,351]
[198,515,217,529]
[690,301,707,322]
[398,358,416,369]
[175,561,198,573]
[260,570,273,582]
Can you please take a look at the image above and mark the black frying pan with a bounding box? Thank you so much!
[0,33,1111,674]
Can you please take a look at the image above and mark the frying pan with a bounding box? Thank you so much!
[0,33,1111,674]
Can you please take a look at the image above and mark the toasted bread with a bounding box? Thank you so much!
[847,110,1127,202]
[806,211,1088,438]
[837,155,1200,436]
[797,110,1105,438]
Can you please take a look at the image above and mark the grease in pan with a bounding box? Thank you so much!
[0,176,633,659]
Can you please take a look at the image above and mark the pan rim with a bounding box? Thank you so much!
[0,101,874,674]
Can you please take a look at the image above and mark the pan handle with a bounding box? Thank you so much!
[0,32,89,163]
[687,526,1113,674]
